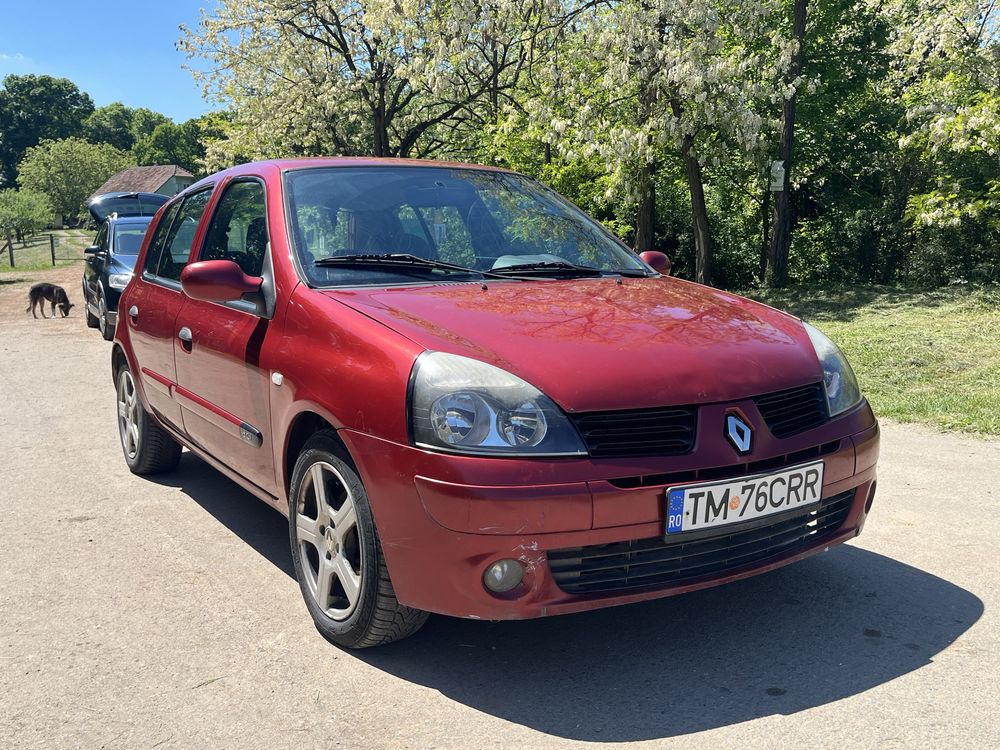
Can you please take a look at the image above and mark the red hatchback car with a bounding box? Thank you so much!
[112,158,879,648]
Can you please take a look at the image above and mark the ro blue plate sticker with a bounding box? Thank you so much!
[667,489,685,534]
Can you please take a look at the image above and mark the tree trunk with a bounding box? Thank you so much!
[760,187,771,281]
[681,134,712,286]
[372,109,391,157]
[767,0,808,288]
[372,77,392,157]
[635,161,656,253]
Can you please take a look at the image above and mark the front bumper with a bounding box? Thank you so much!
[341,404,880,620]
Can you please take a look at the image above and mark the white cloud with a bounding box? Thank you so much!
[0,53,28,62]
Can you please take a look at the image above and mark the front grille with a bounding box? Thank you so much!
[607,440,841,489]
[548,490,855,594]
[754,382,828,438]
[569,406,697,458]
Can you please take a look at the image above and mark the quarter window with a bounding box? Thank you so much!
[200,180,268,277]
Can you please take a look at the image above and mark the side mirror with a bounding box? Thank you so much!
[84,245,101,255]
[181,260,262,304]
[639,250,672,275]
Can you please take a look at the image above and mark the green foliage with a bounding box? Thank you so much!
[84,103,138,151]
[129,108,171,143]
[0,74,94,187]
[133,119,206,175]
[17,138,133,219]
[0,188,52,239]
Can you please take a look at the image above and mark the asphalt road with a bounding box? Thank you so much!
[1,269,998,749]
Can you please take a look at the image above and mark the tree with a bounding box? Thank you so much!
[894,0,999,226]
[133,119,206,174]
[129,108,172,143]
[180,0,560,165]
[765,0,808,288]
[0,74,94,187]
[0,188,52,245]
[84,103,138,151]
[535,0,795,285]
[17,138,132,220]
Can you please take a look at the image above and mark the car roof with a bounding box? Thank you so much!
[181,156,518,195]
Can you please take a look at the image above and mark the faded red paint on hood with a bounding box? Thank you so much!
[323,276,822,412]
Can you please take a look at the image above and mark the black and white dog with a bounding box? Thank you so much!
[25,283,74,319]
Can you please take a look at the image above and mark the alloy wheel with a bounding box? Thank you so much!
[98,294,108,337]
[117,369,140,460]
[295,462,363,621]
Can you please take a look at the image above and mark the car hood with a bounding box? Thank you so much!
[324,277,822,412]
[108,253,138,273]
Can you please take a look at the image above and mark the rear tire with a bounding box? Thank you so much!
[288,431,428,648]
[115,363,181,475]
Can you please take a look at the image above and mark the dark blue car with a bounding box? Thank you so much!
[83,192,168,340]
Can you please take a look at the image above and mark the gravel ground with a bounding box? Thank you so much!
[1,267,998,749]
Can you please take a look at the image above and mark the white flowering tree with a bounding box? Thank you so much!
[890,0,1000,229]
[530,0,796,284]
[180,0,562,168]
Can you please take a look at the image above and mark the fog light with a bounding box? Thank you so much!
[483,559,524,593]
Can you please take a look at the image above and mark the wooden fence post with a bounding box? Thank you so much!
[4,231,14,267]
[50,234,56,265]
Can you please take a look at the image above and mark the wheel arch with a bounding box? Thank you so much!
[282,408,352,501]
[110,343,128,386]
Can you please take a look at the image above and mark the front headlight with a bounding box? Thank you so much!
[108,272,133,290]
[409,351,587,456]
[804,322,862,416]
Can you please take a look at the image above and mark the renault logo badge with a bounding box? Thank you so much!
[725,413,753,454]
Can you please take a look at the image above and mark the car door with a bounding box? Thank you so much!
[127,189,213,432]
[83,223,109,306]
[173,178,277,496]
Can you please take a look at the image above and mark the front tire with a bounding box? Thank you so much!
[84,282,99,329]
[288,431,428,648]
[116,364,181,475]
[99,288,114,341]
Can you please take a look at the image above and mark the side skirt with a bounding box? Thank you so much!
[155,416,287,517]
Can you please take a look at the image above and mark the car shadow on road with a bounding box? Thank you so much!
[151,453,295,578]
[158,453,983,743]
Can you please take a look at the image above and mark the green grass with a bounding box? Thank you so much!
[746,284,1000,436]
[0,229,94,272]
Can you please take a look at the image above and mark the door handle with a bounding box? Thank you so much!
[178,326,193,343]
[128,305,139,322]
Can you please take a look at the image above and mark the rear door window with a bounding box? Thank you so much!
[146,189,212,282]
[142,203,180,277]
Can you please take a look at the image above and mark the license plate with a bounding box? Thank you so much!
[665,460,825,535]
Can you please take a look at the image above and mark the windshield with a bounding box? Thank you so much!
[113,222,150,255]
[283,166,647,287]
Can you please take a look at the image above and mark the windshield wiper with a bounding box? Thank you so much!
[313,253,544,281]
[489,261,605,278]
[314,253,467,272]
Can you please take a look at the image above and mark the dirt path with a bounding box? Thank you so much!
[0,272,997,749]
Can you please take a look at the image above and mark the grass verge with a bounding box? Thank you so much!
[747,284,1000,436]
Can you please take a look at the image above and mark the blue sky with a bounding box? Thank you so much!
[0,1,213,122]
